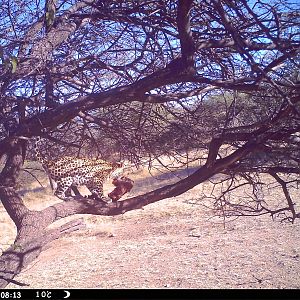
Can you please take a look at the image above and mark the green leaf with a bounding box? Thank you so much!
[12,244,23,252]
[46,9,55,27]
[11,56,18,73]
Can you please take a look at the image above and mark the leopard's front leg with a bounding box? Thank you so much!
[86,179,111,203]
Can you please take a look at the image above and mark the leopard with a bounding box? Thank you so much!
[34,137,125,202]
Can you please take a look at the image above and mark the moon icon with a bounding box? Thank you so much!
[63,290,71,298]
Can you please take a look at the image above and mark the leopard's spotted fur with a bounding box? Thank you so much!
[34,138,124,201]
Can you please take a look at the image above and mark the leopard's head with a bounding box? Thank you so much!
[110,160,133,179]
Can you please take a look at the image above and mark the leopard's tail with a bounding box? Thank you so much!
[34,136,47,166]
[34,137,56,191]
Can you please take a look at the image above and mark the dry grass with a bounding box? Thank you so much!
[1,160,300,289]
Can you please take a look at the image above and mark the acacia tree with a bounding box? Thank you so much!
[0,0,299,287]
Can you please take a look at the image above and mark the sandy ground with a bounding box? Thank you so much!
[1,162,300,289]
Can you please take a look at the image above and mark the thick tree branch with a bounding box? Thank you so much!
[177,0,195,68]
